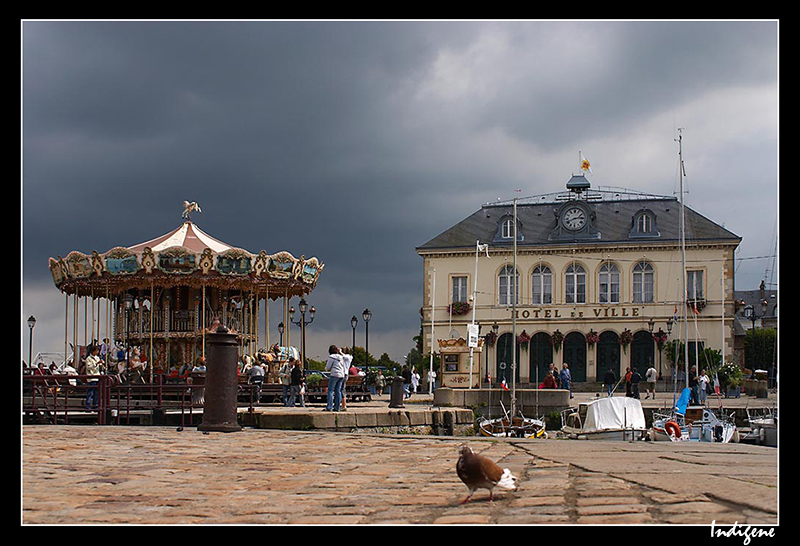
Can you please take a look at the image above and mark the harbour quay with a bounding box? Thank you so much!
[22,423,777,525]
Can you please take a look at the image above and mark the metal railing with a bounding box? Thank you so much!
[22,373,257,427]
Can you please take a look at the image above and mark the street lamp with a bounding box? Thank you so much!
[277,322,285,346]
[350,315,358,362]
[27,315,36,367]
[289,298,315,367]
[743,300,769,330]
[362,308,372,368]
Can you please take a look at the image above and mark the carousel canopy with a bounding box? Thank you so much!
[127,221,234,254]
[48,207,324,299]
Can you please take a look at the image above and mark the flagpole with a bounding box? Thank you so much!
[429,268,436,395]
[511,197,518,419]
[468,241,478,389]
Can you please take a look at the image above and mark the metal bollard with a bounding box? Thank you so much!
[389,376,405,408]
[198,325,242,432]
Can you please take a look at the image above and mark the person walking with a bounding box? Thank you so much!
[645,365,658,399]
[375,370,386,396]
[401,365,412,399]
[279,358,293,406]
[249,359,265,403]
[625,367,633,397]
[604,367,616,397]
[84,345,103,410]
[560,363,573,398]
[340,348,353,410]
[697,368,710,405]
[325,345,346,411]
[411,367,420,394]
[630,367,642,399]
[288,359,306,407]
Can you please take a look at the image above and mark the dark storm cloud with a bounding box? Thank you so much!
[22,20,778,360]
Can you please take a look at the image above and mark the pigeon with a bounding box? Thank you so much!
[456,444,518,503]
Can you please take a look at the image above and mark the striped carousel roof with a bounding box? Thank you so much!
[127,221,237,254]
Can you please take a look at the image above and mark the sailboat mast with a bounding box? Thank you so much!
[677,129,690,383]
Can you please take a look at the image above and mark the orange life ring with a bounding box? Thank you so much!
[664,420,681,438]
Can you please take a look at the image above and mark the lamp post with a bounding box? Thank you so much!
[277,322,285,346]
[743,300,769,330]
[289,299,315,367]
[350,315,358,362]
[362,308,372,368]
[27,315,36,367]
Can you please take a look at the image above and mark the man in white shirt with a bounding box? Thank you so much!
[645,366,658,399]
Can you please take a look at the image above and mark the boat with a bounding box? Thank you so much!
[741,406,777,447]
[477,401,546,438]
[478,413,547,439]
[560,396,647,441]
[649,387,738,443]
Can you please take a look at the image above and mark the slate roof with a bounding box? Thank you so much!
[417,180,741,252]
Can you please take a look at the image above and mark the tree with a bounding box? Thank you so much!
[744,328,777,371]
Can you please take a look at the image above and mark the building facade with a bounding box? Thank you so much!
[416,174,741,386]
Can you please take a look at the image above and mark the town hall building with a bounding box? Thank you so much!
[416,173,741,387]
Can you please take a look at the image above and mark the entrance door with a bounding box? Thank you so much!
[630,330,655,374]
[529,332,553,385]
[596,331,621,381]
[563,332,587,382]
[496,333,520,386]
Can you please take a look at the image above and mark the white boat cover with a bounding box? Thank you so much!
[581,397,646,433]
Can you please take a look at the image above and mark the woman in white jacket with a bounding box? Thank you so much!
[325,345,346,411]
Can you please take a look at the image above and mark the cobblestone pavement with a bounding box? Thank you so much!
[22,426,777,525]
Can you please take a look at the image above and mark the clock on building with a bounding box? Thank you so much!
[562,206,587,230]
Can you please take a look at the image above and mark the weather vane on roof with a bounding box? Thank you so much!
[182,200,202,221]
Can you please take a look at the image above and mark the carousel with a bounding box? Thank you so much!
[48,201,324,383]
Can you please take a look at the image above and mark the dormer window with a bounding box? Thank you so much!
[637,214,651,233]
[493,215,523,243]
[502,219,514,239]
[630,209,660,238]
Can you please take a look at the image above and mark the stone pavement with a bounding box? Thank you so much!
[22,425,778,525]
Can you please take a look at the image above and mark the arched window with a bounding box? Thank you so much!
[501,219,514,239]
[632,261,655,303]
[498,265,519,306]
[565,264,586,304]
[637,214,651,233]
[599,263,620,304]
[531,265,552,305]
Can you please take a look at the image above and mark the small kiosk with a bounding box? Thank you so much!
[438,337,482,389]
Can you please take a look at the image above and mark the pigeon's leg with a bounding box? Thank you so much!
[489,489,494,502]
[460,490,474,504]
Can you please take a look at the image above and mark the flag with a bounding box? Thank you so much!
[693,302,700,316]
[713,373,721,395]
[580,151,593,175]
[673,306,679,323]
[501,378,510,391]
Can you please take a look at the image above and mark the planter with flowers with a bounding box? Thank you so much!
[652,328,669,351]
[517,330,531,349]
[618,328,633,353]
[586,329,599,347]
[483,330,497,347]
[550,329,564,352]
[447,301,472,316]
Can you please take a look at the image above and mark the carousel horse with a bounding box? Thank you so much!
[182,200,202,220]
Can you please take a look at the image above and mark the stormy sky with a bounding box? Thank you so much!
[21,20,778,363]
